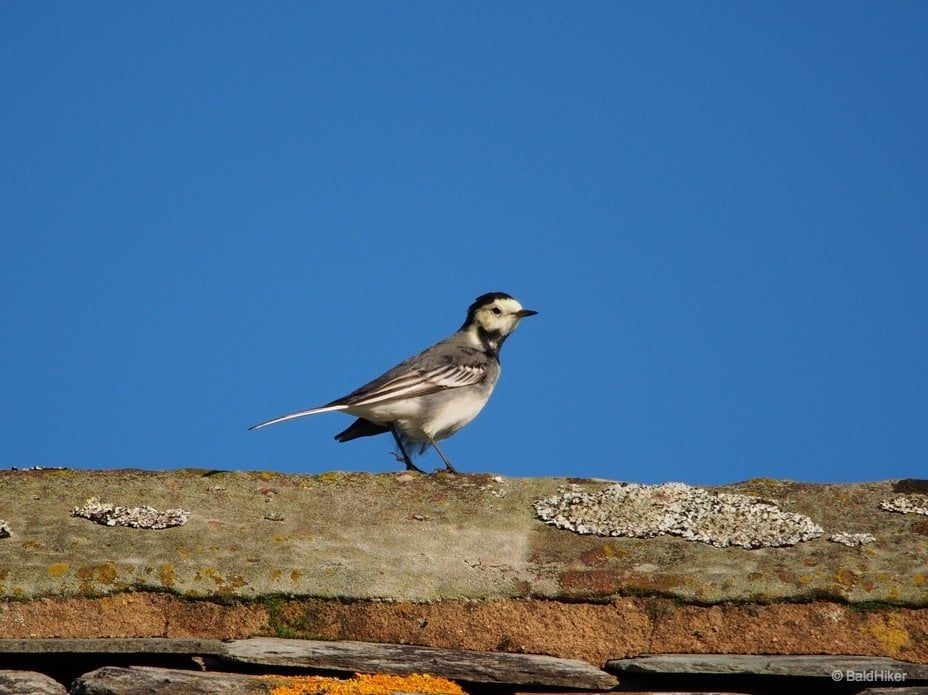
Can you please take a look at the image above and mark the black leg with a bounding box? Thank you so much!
[429,438,458,474]
[391,426,425,474]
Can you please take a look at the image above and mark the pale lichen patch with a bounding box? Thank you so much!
[72,497,190,529]
[829,532,876,547]
[880,494,928,516]
[534,482,824,549]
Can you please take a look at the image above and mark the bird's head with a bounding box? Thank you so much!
[462,292,537,348]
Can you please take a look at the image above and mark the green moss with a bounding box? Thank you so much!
[260,595,330,640]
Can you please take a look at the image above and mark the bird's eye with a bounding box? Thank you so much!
[491,307,502,315]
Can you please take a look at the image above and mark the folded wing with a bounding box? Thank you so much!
[339,362,487,408]
[248,362,487,431]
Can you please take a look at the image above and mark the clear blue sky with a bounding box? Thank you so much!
[3,3,926,485]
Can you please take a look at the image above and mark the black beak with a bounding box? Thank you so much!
[517,309,538,318]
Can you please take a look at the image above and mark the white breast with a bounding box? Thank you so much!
[421,383,496,441]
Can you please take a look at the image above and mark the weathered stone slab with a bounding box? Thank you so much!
[0,638,225,656]
[71,666,466,695]
[1,469,927,605]
[541,478,928,604]
[0,469,542,602]
[0,671,66,695]
[70,666,267,695]
[223,637,619,690]
[607,654,928,680]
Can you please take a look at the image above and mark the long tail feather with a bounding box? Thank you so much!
[248,403,348,430]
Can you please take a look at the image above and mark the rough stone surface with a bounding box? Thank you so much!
[2,470,928,667]
[607,654,928,679]
[223,636,618,689]
[251,596,928,666]
[71,666,268,695]
[2,594,926,666]
[0,593,267,639]
[71,666,467,695]
[1,469,926,605]
[534,482,824,547]
[0,638,225,655]
[0,670,66,695]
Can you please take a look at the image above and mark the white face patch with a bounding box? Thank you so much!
[474,297,527,335]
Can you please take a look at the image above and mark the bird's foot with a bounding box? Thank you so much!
[391,450,426,474]
[428,439,459,474]
[405,459,427,474]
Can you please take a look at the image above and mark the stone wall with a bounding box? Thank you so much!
[1,469,927,693]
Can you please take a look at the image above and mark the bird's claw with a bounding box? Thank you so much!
[390,450,426,474]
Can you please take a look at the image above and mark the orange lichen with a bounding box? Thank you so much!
[868,613,911,655]
[832,567,858,588]
[268,672,465,695]
[96,562,119,584]
[48,563,69,577]
[158,562,175,588]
